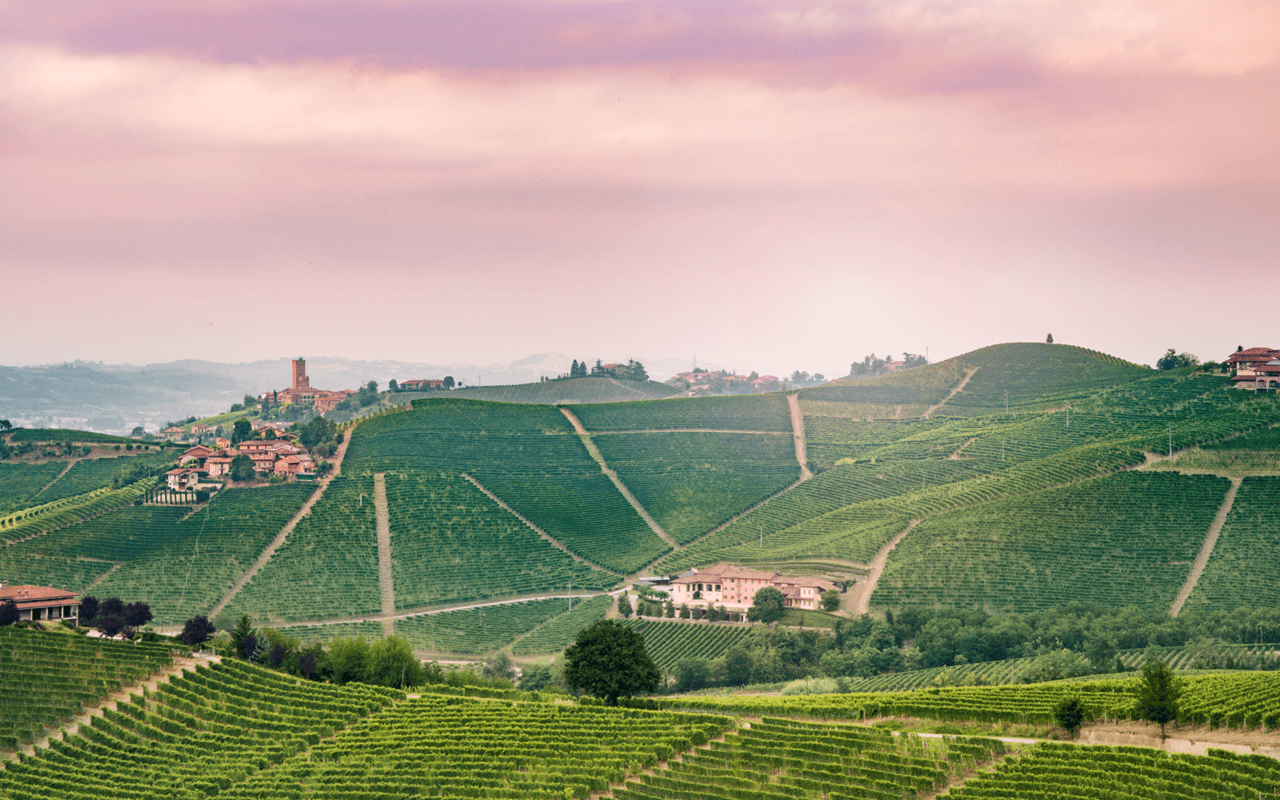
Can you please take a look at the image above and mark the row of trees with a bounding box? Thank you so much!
[848,352,927,377]
[564,359,650,382]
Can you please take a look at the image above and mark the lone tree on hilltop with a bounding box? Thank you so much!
[747,586,787,624]
[1134,659,1182,742]
[1157,349,1200,371]
[181,615,216,646]
[1046,333,1054,344]
[1053,696,1086,739]
[563,619,660,705]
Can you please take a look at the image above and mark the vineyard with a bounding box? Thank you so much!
[509,595,614,655]
[1185,476,1280,612]
[383,469,616,609]
[616,717,1005,800]
[621,619,756,673]
[35,454,173,504]
[0,657,400,800]
[0,479,158,546]
[873,472,1231,613]
[7,484,317,624]
[393,597,590,655]
[437,376,680,405]
[942,741,1280,799]
[0,627,178,750]
[0,463,66,515]
[226,476,380,625]
[571,393,793,432]
[6,429,138,444]
[592,432,799,544]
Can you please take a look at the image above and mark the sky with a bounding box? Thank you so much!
[3,0,1278,379]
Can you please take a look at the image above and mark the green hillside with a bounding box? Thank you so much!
[402,376,680,405]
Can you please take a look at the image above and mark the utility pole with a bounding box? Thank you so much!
[568,582,572,611]
[1168,424,1172,457]
[1065,403,1070,429]
[1004,390,1009,414]
[759,524,763,548]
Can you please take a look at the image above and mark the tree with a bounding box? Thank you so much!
[0,419,11,431]
[324,636,370,684]
[1157,349,1200,371]
[131,425,146,437]
[443,376,455,389]
[1046,333,1054,344]
[617,594,632,618]
[229,614,255,655]
[388,379,398,392]
[520,663,554,692]
[0,599,18,626]
[125,601,153,633]
[367,636,423,688]
[1134,659,1181,741]
[181,615,216,646]
[95,597,127,637]
[78,596,99,625]
[229,454,255,482]
[1053,696,1086,739]
[723,646,754,686]
[820,589,841,613]
[674,658,710,692]
[747,587,786,624]
[563,619,660,705]
[232,419,252,444]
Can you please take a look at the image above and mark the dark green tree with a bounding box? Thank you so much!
[723,646,754,686]
[1046,333,1054,344]
[820,589,841,612]
[0,599,18,626]
[617,595,632,618]
[124,601,153,634]
[388,379,398,391]
[367,636,423,688]
[443,376,455,389]
[1053,696,1086,739]
[181,615,216,646]
[232,418,252,444]
[563,619,660,705]
[1134,659,1182,741]
[229,454,255,482]
[229,614,255,656]
[674,658,710,692]
[78,596,99,625]
[324,636,370,684]
[747,586,786,624]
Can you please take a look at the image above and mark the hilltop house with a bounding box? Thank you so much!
[669,565,837,612]
[1228,347,1280,390]
[0,584,80,623]
[263,358,353,413]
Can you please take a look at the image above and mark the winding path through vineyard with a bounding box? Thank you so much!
[373,473,396,637]
[788,393,812,481]
[31,459,77,500]
[851,519,919,615]
[560,407,680,549]
[924,365,979,418]
[208,422,356,621]
[1170,476,1242,617]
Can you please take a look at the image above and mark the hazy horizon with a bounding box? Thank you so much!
[3,1,1276,375]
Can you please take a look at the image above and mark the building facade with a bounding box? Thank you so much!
[668,564,837,612]
[0,584,80,623]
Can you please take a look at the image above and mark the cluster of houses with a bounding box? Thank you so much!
[668,369,783,397]
[165,425,316,489]
[665,564,837,612]
[1227,347,1280,391]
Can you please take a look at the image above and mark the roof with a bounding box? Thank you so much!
[0,585,79,604]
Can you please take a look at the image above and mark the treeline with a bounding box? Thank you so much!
[562,359,649,382]
[666,603,1280,693]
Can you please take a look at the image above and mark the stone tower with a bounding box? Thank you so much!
[292,358,310,391]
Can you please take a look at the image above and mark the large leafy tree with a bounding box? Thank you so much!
[229,454,255,482]
[1134,659,1182,741]
[747,586,787,624]
[181,615,216,646]
[1053,696,1087,739]
[0,599,18,626]
[563,619,660,705]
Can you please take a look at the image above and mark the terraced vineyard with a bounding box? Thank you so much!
[593,432,799,544]
[346,399,668,573]
[943,741,1280,799]
[0,627,179,749]
[1186,477,1280,612]
[384,469,616,608]
[0,658,400,800]
[8,484,316,624]
[7,429,137,444]
[36,453,173,503]
[221,696,730,800]
[226,476,380,625]
[572,393,792,432]
[616,717,1005,800]
[394,598,586,655]
[438,376,681,404]
[622,619,756,673]
[874,472,1230,613]
[0,479,157,546]
[510,594,614,655]
[0,462,66,515]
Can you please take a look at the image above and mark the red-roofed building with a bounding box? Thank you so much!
[180,445,215,466]
[1228,347,1280,390]
[669,565,838,612]
[165,468,199,491]
[0,583,81,623]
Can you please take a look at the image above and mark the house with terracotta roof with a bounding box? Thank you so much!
[1228,347,1280,390]
[669,565,837,612]
[180,445,215,466]
[165,468,200,491]
[0,583,81,623]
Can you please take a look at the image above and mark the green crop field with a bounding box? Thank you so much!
[622,619,756,673]
[0,479,158,546]
[572,393,793,432]
[874,472,1231,613]
[0,462,66,515]
[226,475,380,625]
[433,376,681,404]
[593,432,799,544]
[510,594,614,655]
[0,627,179,750]
[7,428,138,444]
[36,454,173,503]
[393,598,587,654]
[1185,476,1280,613]
[384,469,616,609]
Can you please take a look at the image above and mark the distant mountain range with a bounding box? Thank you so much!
[0,354,707,434]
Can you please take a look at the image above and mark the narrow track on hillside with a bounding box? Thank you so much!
[559,407,679,549]
[788,394,812,481]
[850,519,919,615]
[31,459,78,500]
[372,473,396,638]
[588,428,789,436]
[273,590,622,629]
[461,473,624,576]
[924,366,979,419]
[82,561,121,593]
[207,422,357,622]
[1170,476,1242,617]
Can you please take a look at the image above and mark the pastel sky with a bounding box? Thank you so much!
[3,0,1278,378]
